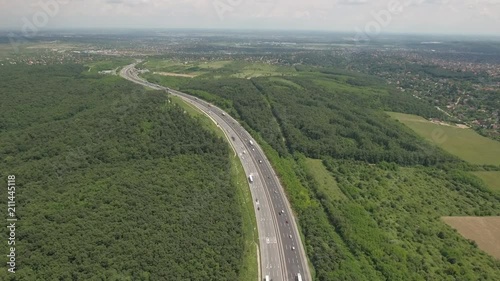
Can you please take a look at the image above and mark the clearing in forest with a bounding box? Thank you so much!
[442,216,500,260]
[473,171,500,194]
[388,112,500,165]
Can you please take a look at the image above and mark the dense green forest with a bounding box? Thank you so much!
[181,73,457,166]
[0,64,246,280]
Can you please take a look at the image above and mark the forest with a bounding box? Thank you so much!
[0,64,247,280]
[181,71,457,166]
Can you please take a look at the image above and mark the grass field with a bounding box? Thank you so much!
[143,59,297,79]
[230,63,296,79]
[388,112,500,165]
[171,95,258,281]
[472,171,500,194]
[85,58,134,74]
[267,77,303,89]
[304,158,346,201]
[442,216,500,260]
[144,59,231,76]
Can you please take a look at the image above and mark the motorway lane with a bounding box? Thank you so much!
[120,63,311,281]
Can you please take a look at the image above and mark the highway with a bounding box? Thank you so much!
[120,63,311,281]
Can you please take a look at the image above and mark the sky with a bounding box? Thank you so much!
[1,0,500,35]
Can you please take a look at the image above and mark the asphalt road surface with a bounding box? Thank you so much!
[120,63,311,281]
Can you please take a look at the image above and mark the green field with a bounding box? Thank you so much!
[143,59,231,76]
[304,158,346,201]
[230,63,296,79]
[143,59,297,80]
[388,112,500,165]
[473,171,500,193]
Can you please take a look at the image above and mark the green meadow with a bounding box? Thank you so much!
[388,112,500,166]
[473,171,500,194]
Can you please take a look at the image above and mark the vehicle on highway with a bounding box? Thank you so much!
[259,160,263,163]
[297,273,302,281]
[249,140,254,146]
[221,112,226,116]
[292,246,295,251]
[289,234,292,238]
[248,174,254,183]
[265,275,270,281]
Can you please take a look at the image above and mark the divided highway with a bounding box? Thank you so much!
[120,63,311,281]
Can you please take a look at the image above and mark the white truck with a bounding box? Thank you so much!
[265,275,270,281]
[297,273,302,281]
[249,140,254,146]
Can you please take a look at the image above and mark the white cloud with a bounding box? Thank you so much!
[0,0,499,34]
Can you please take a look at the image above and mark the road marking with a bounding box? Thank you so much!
[265,237,277,244]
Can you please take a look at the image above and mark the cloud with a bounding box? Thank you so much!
[0,0,499,34]
[337,0,368,5]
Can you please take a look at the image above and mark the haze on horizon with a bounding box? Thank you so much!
[1,0,500,36]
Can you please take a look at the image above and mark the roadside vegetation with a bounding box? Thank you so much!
[0,64,248,280]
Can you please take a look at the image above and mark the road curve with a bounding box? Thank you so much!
[120,63,311,281]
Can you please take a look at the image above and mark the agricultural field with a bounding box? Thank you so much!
[473,171,500,194]
[143,59,231,77]
[229,63,297,79]
[442,217,500,259]
[142,59,297,80]
[388,112,500,165]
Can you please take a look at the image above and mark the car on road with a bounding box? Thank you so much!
[292,246,295,251]
[289,234,292,238]
[258,160,263,163]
